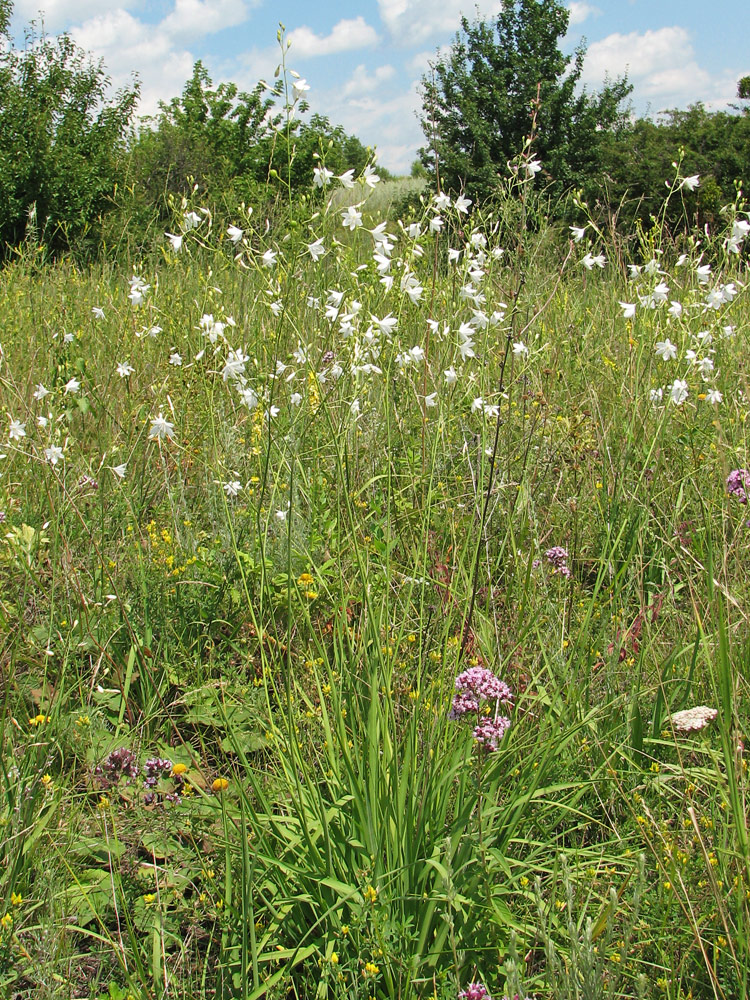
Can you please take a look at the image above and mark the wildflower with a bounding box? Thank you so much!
[172,763,188,776]
[313,166,333,188]
[148,413,176,441]
[705,389,722,405]
[582,252,605,269]
[165,232,183,252]
[444,366,458,385]
[424,392,438,408]
[649,387,663,404]
[169,352,183,366]
[212,778,229,792]
[116,361,134,378]
[681,174,700,191]
[261,249,277,268]
[363,885,378,903]
[449,666,512,719]
[654,339,677,361]
[45,446,63,466]
[619,302,636,319]
[668,379,689,406]
[459,984,491,1000]
[10,893,22,906]
[338,169,355,189]
[8,419,26,441]
[512,341,529,358]
[92,306,105,320]
[570,225,586,242]
[429,215,444,232]
[33,384,50,400]
[341,206,363,231]
[307,238,325,261]
[227,225,244,243]
[670,705,717,731]
[112,463,127,480]
[434,191,451,210]
[524,157,542,178]
[545,546,571,577]
[223,480,242,498]
[292,77,309,93]
[64,377,81,394]
[668,300,683,318]
[473,716,511,751]
[727,469,750,504]
[362,163,380,188]
[183,211,202,230]
[453,194,471,214]
[128,275,150,306]
[364,963,380,977]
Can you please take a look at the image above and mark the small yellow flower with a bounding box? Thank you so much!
[97,795,110,810]
[330,952,339,965]
[10,893,22,906]
[143,893,156,905]
[212,778,229,792]
[171,763,188,776]
[650,762,660,774]
[1,913,12,929]
[341,925,349,936]
[363,962,379,977]
[304,590,318,600]
[297,572,314,586]
[41,774,53,788]
[76,714,90,727]
[363,885,378,904]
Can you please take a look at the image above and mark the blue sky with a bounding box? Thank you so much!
[10,0,750,174]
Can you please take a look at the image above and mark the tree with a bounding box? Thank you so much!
[419,0,631,202]
[0,0,139,259]
[739,76,750,102]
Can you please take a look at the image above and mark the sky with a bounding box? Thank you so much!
[9,0,750,175]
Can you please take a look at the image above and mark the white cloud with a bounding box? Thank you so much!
[407,45,452,74]
[377,0,501,46]
[160,0,251,43]
[582,26,740,111]
[12,0,131,32]
[342,64,396,98]
[567,3,600,27]
[70,10,194,119]
[286,17,379,58]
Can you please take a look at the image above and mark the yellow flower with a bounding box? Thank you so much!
[304,590,318,600]
[364,962,379,977]
[97,795,110,810]
[212,778,229,792]
[143,893,156,905]
[10,893,22,906]
[171,763,188,776]
[330,952,339,965]
[41,774,53,788]
[1,913,12,929]
[297,572,314,586]
[363,885,378,904]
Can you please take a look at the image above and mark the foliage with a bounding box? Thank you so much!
[0,0,139,261]
[419,0,631,202]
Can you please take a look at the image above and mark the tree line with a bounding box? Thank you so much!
[1,0,748,263]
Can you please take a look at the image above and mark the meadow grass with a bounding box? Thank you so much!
[0,159,749,1000]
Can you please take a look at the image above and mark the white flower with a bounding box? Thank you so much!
[261,249,277,268]
[92,306,105,319]
[448,247,461,263]
[227,225,244,243]
[675,254,689,267]
[239,387,258,408]
[338,169,355,189]
[45,446,63,465]
[350,399,361,415]
[222,349,249,382]
[619,302,636,319]
[313,166,333,188]
[64,377,80,394]
[183,211,201,230]
[267,405,280,419]
[512,341,529,358]
[307,238,325,261]
[681,174,700,191]
[705,389,722,404]
[524,158,542,178]
[649,387,663,404]
[696,263,711,284]
[454,194,471,214]
[424,392,438,408]
[696,356,714,376]
[290,392,302,406]
[37,415,48,428]
[33,384,50,401]
[732,219,750,240]
[371,314,397,337]
[628,264,642,278]
[722,325,735,339]
[275,506,289,522]
[407,222,422,238]
[669,379,689,405]
[652,281,669,305]
[148,413,175,441]
[434,192,451,211]
[8,419,26,441]
[292,77,309,93]
[471,396,485,412]
[407,345,425,364]
[668,300,683,318]
[444,366,458,385]
[165,232,183,252]
[582,253,605,269]
[362,164,380,188]
[654,339,678,361]
[116,361,134,378]
[112,463,127,479]
[570,226,586,242]
[429,215,443,233]
[169,352,183,366]
[341,206,363,231]
[223,480,242,497]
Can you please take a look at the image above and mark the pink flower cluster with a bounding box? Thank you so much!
[545,546,571,577]
[449,666,512,751]
[727,468,750,504]
[459,985,490,1000]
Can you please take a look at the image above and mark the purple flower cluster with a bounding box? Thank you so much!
[459,985,490,1000]
[95,747,139,788]
[727,469,750,504]
[449,667,512,719]
[545,546,571,577]
[449,666,513,752]
[473,716,511,750]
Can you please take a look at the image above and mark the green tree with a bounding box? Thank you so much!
[0,0,139,259]
[419,0,631,202]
